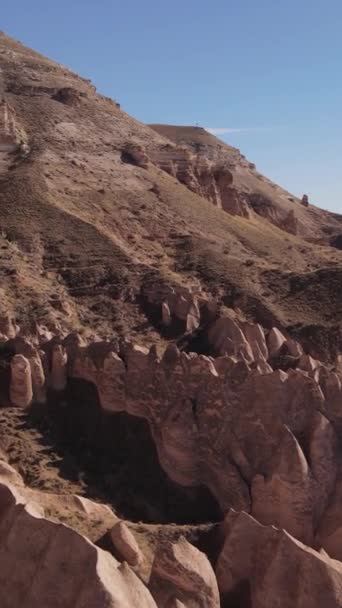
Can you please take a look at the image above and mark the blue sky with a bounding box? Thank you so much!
[2,0,342,211]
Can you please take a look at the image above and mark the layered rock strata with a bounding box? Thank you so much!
[149,144,251,218]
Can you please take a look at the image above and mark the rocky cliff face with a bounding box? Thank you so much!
[148,142,251,218]
[2,306,342,605]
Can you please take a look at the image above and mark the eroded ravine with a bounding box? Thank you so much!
[0,382,223,526]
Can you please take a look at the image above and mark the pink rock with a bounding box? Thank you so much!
[162,301,172,326]
[0,483,157,608]
[284,338,303,357]
[216,509,342,608]
[9,354,33,408]
[110,521,144,566]
[267,327,287,358]
[243,322,269,361]
[166,600,187,608]
[0,461,24,487]
[208,317,253,361]
[29,352,46,404]
[151,536,220,608]
[50,344,68,391]
[251,426,314,545]
[298,354,320,372]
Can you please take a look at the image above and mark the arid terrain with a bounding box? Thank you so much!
[1,31,342,607]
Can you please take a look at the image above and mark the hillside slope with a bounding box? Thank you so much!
[149,123,342,240]
[0,32,341,355]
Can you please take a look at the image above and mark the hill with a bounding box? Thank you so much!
[0,32,342,356]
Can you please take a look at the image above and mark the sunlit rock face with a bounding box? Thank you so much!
[4,312,342,565]
[0,483,157,608]
[150,536,220,607]
[216,510,342,608]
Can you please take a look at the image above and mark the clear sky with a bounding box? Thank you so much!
[2,0,342,211]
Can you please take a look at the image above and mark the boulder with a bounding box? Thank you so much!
[110,521,144,566]
[151,536,220,608]
[208,317,253,361]
[284,338,303,357]
[0,483,157,608]
[298,354,320,372]
[267,327,287,358]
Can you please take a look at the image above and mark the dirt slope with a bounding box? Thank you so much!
[0,32,342,355]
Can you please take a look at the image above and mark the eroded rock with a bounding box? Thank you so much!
[110,521,144,566]
[9,354,33,407]
[151,536,220,608]
[216,510,342,608]
[0,483,157,608]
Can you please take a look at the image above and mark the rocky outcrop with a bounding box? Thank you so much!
[0,482,157,608]
[150,536,220,608]
[216,510,342,608]
[142,283,216,334]
[110,521,144,566]
[52,87,84,106]
[9,354,33,407]
[0,314,19,339]
[251,413,338,546]
[208,316,255,360]
[50,344,68,391]
[267,326,287,357]
[0,100,25,151]
[4,313,342,561]
[29,350,47,404]
[121,142,149,168]
[149,144,250,218]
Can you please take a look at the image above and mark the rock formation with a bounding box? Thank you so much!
[50,344,68,391]
[149,142,250,217]
[110,521,144,566]
[150,536,220,608]
[9,354,33,407]
[0,482,157,608]
[216,510,342,608]
[3,310,342,554]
